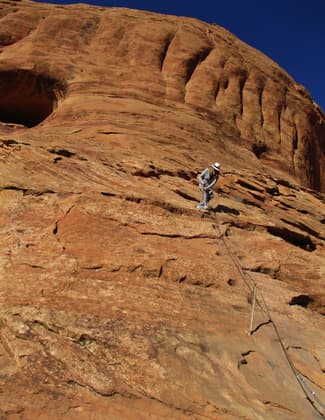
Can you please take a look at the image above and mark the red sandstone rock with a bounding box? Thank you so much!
[0,1,324,419]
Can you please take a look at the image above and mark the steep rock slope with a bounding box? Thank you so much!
[0,1,324,419]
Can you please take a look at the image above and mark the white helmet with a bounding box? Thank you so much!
[212,162,220,171]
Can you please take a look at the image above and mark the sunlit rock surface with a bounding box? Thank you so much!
[0,1,324,419]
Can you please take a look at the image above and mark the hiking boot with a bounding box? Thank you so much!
[197,204,208,210]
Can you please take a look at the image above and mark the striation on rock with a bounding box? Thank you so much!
[0,1,324,419]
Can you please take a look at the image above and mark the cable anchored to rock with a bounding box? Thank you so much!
[211,210,325,419]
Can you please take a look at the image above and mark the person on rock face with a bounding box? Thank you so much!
[197,162,220,210]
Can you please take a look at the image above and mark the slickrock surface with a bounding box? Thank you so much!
[0,1,324,419]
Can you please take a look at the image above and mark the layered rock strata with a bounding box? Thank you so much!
[0,1,324,419]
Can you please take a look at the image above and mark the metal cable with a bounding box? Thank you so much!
[211,210,325,419]
[212,217,269,316]
[297,374,325,410]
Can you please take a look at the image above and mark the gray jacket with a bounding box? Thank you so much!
[198,167,219,190]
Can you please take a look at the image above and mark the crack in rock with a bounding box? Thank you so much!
[0,138,30,147]
[140,231,215,239]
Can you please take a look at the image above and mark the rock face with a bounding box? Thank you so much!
[0,1,324,419]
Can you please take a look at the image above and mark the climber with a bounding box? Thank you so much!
[197,162,220,210]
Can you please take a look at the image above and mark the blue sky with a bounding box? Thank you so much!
[35,0,324,112]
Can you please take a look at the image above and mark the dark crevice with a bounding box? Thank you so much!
[274,178,298,190]
[214,81,220,101]
[184,46,213,85]
[160,33,175,71]
[292,127,298,150]
[101,191,116,197]
[2,185,27,193]
[277,103,283,140]
[238,351,256,369]
[190,280,213,287]
[52,222,58,235]
[2,186,55,196]
[224,221,318,253]
[0,138,30,147]
[305,128,323,192]
[222,77,229,90]
[19,263,45,270]
[175,170,193,181]
[250,320,272,335]
[241,197,263,209]
[238,358,248,368]
[0,139,18,146]
[288,294,313,308]
[258,85,263,107]
[274,200,296,211]
[291,126,298,177]
[238,73,247,116]
[266,226,316,251]
[265,186,280,196]
[125,195,142,204]
[0,70,67,127]
[280,218,322,240]
[48,148,75,158]
[74,333,96,347]
[0,34,19,48]
[286,345,304,351]
[48,147,87,162]
[297,208,312,216]
[97,130,125,135]
[247,192,265,202]
[252,142,268,159]
[174,189,197,202]
[128,264,143,273]
[258,83,265,127]
[241,350,255,357]
[140,231,215,239]
[225,220,260,233]
[300,187,324,200]
[213,204,240,216]
[236,179,264,193]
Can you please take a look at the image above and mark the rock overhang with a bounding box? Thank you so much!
[0,69,67,127]
[0,1,325,419]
